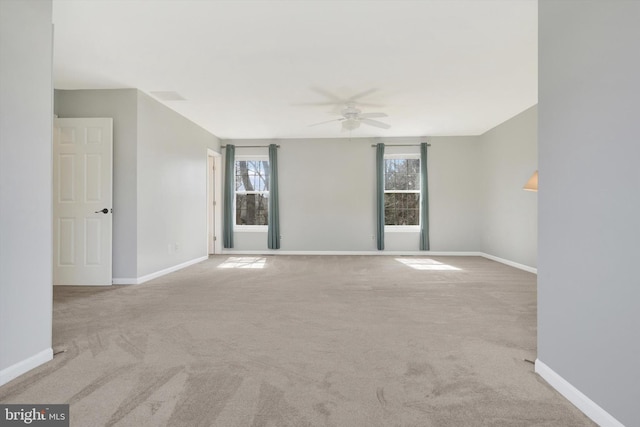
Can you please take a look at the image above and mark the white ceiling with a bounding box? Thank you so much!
[52,0,537,140]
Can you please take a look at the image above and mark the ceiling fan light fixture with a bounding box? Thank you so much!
[342,119,360,131]
[305,94,389,131]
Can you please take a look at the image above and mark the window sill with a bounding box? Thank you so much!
[235,226,268,233]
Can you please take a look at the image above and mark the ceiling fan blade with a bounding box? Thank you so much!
[293,101,341,107]
[330,105,345,115]
[310,87,345,103]
[347,88,378,102]
[354,102,385,108]
[301,88,384,108]
[359,112,387,118]
[361,118,391,129]
[308,118,344,127]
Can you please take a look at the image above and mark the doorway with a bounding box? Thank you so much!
[207,149,222,254]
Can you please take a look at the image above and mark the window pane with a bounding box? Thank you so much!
[407,173,419,190]
[384,193,419,225]
[235,159,270,226]
[385,168,394,189]
[236,160,270,192]
[385,158,420,191]
[236,193,269,226]
[399,158,408,174]
[407,159,420,174]
[385,207,396,225]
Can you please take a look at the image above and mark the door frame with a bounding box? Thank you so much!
[207,149,222,254]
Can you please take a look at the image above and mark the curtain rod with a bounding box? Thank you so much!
[370,143,431,147]
[222,145,280,148]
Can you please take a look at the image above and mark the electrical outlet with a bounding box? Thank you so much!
[175,243,180,252]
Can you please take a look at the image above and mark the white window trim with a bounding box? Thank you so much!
[384,154,421,228]
[235,225,268,232]
[384,153,419,160]
[234,156,269,229]
[383,190,420,194]
[235,154,268,161]
[385,225,420,232]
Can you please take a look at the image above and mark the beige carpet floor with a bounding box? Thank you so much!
[0,255,594,426]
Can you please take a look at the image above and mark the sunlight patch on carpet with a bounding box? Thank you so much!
[218,257,266,269]
[395,258,461,271]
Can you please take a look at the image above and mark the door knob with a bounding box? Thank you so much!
[95,208,109,214]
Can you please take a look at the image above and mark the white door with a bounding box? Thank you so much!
[53,118,113,285]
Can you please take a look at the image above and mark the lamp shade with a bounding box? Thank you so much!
[523,170,538,192]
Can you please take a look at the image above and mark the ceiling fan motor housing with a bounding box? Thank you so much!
[307,99,390,130]
[342,104,361,119]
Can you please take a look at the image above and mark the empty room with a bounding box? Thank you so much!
[0,1,638,426]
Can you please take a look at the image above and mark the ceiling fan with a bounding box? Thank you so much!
[299,87,383,108]
[309,103,391,131]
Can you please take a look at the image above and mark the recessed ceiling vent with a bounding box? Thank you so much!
[149,91,186,101]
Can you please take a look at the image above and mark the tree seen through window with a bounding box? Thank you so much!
[235,160,269,226]
[384,158,420,225]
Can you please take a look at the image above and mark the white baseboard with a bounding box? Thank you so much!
[219,250,538,274]
[479,252,537,274]
[221,250,483,256]
[112,255,208,285]
[112,277,138,285]
[535,359,625,427]
[0,348,53,387]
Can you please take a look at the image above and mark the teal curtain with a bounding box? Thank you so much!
[267,144,280,249]
[376,143,385,250]
[419,142,430,250]
[223,145,235,248]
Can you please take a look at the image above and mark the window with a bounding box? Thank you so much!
[384,157,420,226]
[235,159,269,226]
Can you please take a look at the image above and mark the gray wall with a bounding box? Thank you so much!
[55,89,139,279]
[428,136,483,252]
[55,89,221,280]
[225,136,483,252]
[54,98,537,262]
[538,1,640,425]
[136,91,220,276]
[481,106,537,267]
[0,0,53,380]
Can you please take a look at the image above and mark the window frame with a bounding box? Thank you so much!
[234,155,269,231]
[383,153,421,230]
